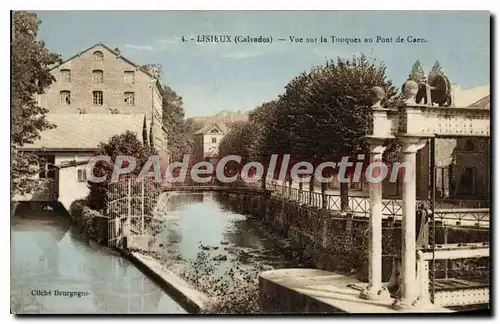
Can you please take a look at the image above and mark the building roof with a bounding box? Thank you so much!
[468,95,490,110]
[19,113,147,152]
[50,42,163,94]
[452,85,490,107]
[194,123,227,135]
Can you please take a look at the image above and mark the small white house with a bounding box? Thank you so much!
[193,123,227,162]
[15,113,148,211]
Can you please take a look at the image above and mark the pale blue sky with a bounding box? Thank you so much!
[35,11,490,117]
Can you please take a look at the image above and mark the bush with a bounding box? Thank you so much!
[87,131,156,212]
[68,199,87,220]
[179,244,265,314]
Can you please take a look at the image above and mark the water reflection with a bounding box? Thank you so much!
[11,205,186,314]
[160,192,296,271]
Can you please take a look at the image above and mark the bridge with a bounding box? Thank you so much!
[163,184,270,196]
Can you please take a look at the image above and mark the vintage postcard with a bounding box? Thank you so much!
[10,10,491,315]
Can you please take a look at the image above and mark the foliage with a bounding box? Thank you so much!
[87,131,156,212]
[179,244,264,314]
[141,63,162,79]
[429,60,443,81]
[180,118,205,159]
[69,199,87,220]
[408,59,425,82]
[141,63,204,162]
[218,120,258,169]
[161,85,188,161]
[219,54,399,185]
[11,11,61,196]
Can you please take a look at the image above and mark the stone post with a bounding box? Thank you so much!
[392,81,432,309]
[359,86,393,300]
[360,140,390,300]
[393,137,427,309]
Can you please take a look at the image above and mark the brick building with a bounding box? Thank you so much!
[15,43,170,210]
[35,42,167,152]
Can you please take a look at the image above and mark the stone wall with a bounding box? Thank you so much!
[216,193,489,282]
[217,193,400,281]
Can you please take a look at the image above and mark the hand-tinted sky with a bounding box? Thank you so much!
[35,11,490,117]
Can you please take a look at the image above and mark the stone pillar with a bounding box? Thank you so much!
[360,141,390,300]
[359,86,393,301]
[393,137,427,309]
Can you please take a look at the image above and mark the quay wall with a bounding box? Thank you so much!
[216,193,489,281]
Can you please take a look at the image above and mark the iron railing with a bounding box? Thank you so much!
[265,183,490,227]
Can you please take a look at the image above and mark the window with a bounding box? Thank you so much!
[77,169,87,182]
[92,70,103,83]
[60,91,71,105]
[93,91,103,105]
[210,128,219,134]
[38,156,55,179]
[212,137,217,144]
[93,51,103,61]
[124,92,135,106]
[124,71,135,84]
[60,69,71,82]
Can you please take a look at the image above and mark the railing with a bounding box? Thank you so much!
[266,183,490,227]
[107,178,161,248]
[148,179,490,228]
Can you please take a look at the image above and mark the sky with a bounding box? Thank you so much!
[35,11,490,117]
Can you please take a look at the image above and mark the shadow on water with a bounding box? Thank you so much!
[11,203,186,314]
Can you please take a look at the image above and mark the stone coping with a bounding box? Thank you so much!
[125,251,211,313]
[260,268,454,314]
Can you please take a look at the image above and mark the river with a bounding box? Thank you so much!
[11,193,297,314]
[11,204,186,314]
[153,192,299,276]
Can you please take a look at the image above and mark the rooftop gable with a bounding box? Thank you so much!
[50,42,163,94]
[194,123,227,135]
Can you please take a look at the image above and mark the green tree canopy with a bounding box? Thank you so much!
[408,59,425,82]
[161,85,188,161]
[87,131,156,211]
[219,54,398,185]
[11,11,61,196]
[429,60,443,81]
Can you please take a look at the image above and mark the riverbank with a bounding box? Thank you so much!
[124,250,211,313]
[122,192,315,314]
[216,192,490,282]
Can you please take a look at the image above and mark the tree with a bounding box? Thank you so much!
[275,55,397,209]
[141,63,162,79]
[11,11,61,196]
[408,59,425,82]
[161,85,189,161]
[218,55,398,207]
[87,131,156,212]
[428,60,443,81]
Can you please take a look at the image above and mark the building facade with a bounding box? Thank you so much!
[193,124,227,162]
[16,114,149,210]
[36,43,167,153]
